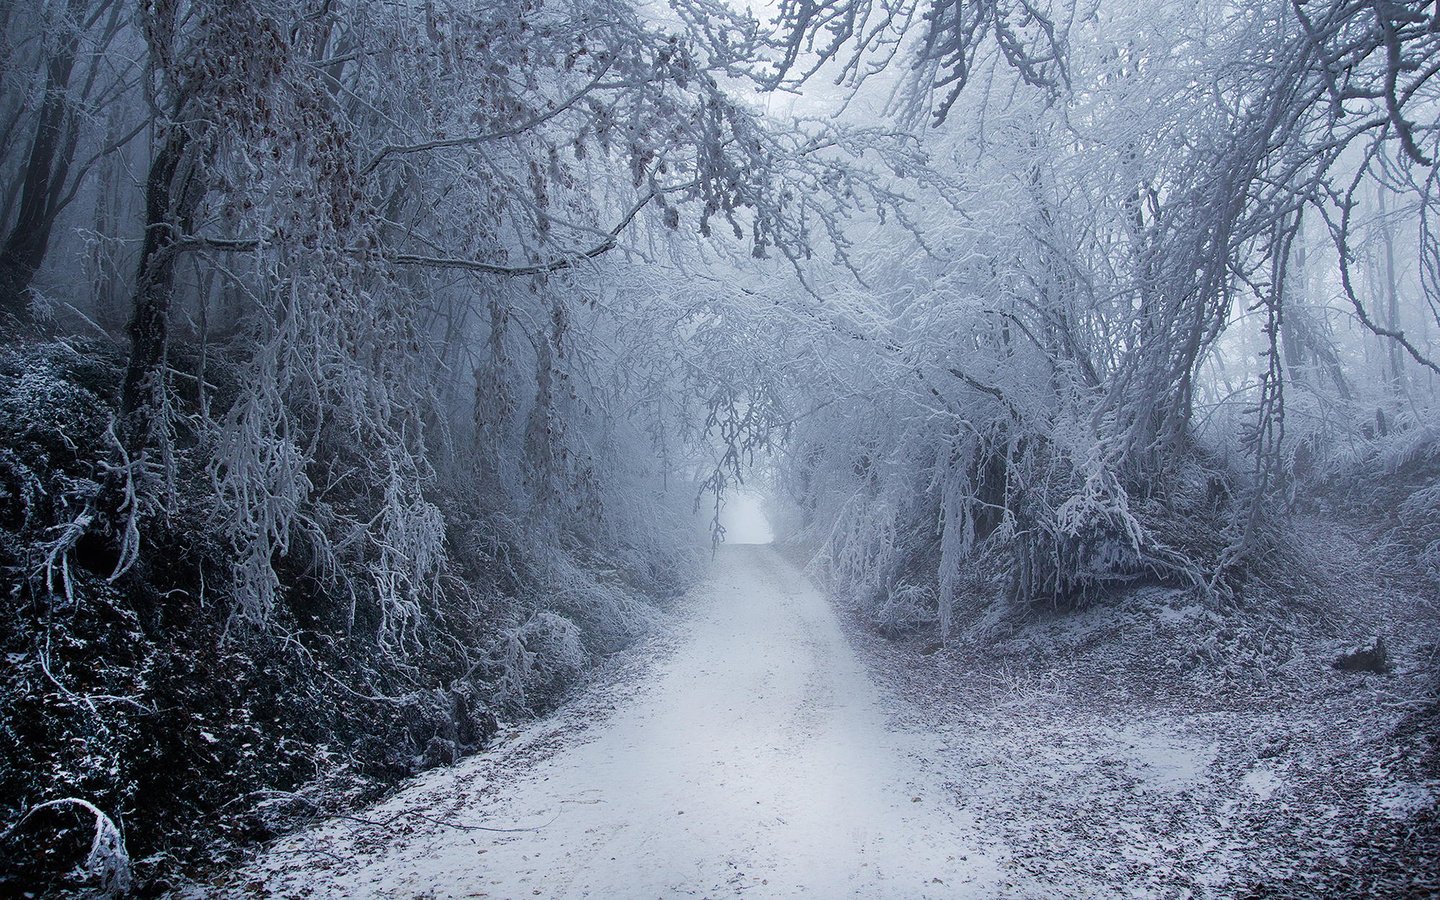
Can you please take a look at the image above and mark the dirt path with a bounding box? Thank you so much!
[217,546,997,898]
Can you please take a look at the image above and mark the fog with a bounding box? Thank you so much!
[719,490,776,544]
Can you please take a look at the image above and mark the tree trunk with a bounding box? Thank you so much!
[1376,184,1407,396]
[1280,243,1308,383]
[89,109,126,333]
[119,127,198,459]
[0,0,85,324]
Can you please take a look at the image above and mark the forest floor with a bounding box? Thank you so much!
[838,513,1440,897]
[197,538,1439,899]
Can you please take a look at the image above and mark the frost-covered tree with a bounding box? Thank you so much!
[765,0,1440,632]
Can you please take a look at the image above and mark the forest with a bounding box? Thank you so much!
[1,0,1438,895]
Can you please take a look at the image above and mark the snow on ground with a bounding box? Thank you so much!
[834,536,1440,897]
[210,546,998,898]
[200,527,1439,899]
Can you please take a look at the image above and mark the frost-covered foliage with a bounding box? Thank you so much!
[4,0,1440,890]
[0,0,926,890]
[765,0,1440,637]
[1399,482,1440,590]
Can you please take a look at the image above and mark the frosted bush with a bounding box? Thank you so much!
[495,611,586,712]
[874,581,938,636]
[1398,481,1440,589]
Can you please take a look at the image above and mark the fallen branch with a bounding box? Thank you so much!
[1,798,131,896]
[254,791,560,835]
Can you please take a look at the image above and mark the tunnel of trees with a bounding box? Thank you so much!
[1,0,1438,892]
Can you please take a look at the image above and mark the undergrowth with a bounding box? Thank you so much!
[0,339,689,895]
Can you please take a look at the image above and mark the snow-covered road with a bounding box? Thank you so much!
[226,545,997,898]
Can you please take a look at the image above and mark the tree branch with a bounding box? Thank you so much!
[359,60,614,177]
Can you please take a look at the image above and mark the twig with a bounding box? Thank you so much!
[259,792,560,834]
[327,806,561,834]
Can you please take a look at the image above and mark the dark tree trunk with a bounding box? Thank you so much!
[0,0,84,325]
[119,127,199,459]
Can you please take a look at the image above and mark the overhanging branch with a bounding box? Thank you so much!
[177,181,693,277]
